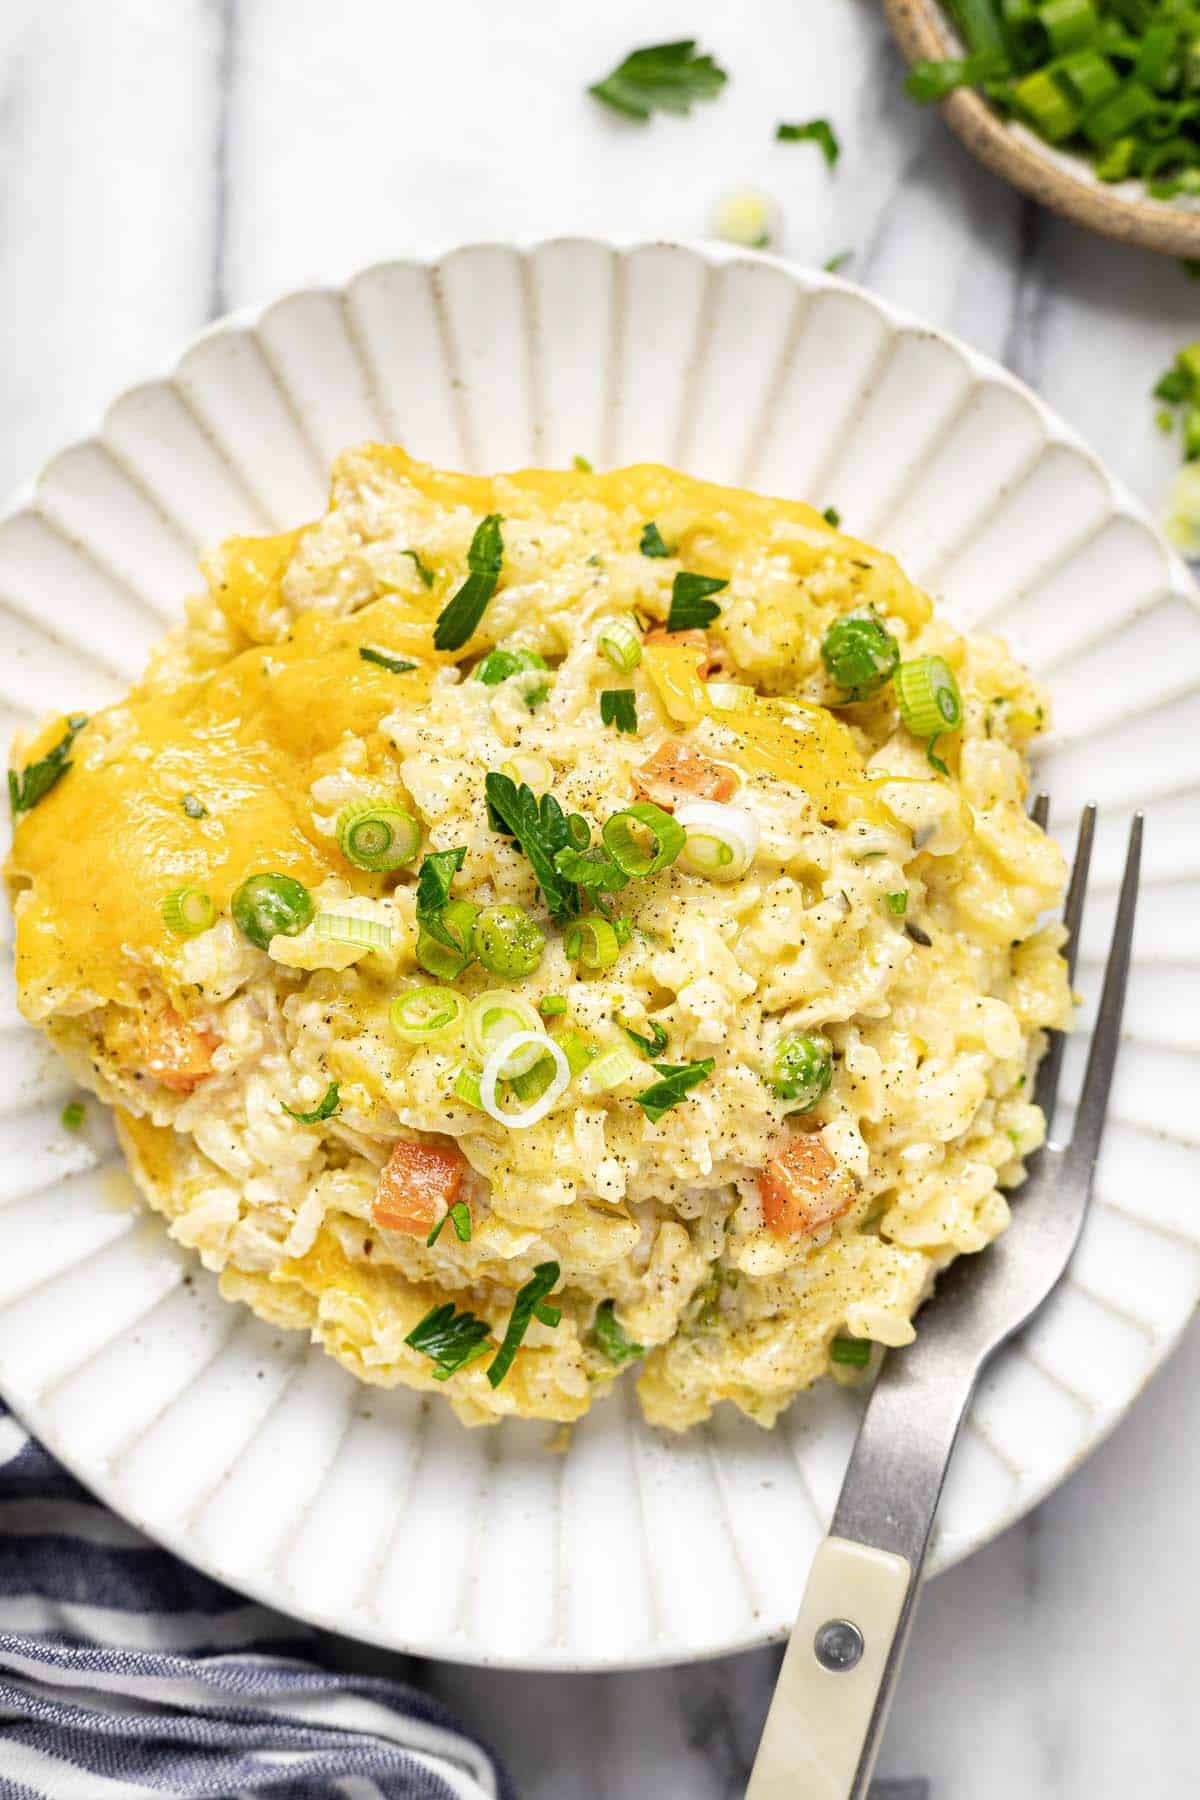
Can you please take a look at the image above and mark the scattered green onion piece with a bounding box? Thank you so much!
[390,986,467,1045]
[359,646,418,674]
[769,1033,833,1110]
[1095,133,1139,178]
[451,1066,484,1109]
[552,1026,600,1078]
[417,898,479,980]
[602,802,686,878]
[580,1043,644,1093]
[180,793,207,819]
[572,453,593,473]
[472,903,546,979]
[499,751,554,790]
[427,1200,472,1247]
[1184,405,1200,461]
[465,991,547,1077]
[479,1034,570,1130]
[599,620,643,671]
[161,886,215,938]
[60,1099,85,1132]
[474,645,549,686]
[831,1334,872,1368]
[231,873,314,949]
[705,681,755,712]
[336,801,421,871]
[676,800,760,883]
[589,1300,645,1366]
[905,51,1006,102]
[886,891,909,917]
[947,0,1013,61]
[564,916,622,971]
[507,1053,559,1105]
[314,912,392,950]
[820,609,900,698]
[894,656,964,739]
[539,995,568,1016]
[775,117,841,165]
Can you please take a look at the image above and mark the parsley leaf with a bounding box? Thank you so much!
[634,1058,715,1123]
[8,716,88,818]
[640,520,673,558]
[406,1301,493,1381]
[426,1200,472,1247]
[484,773,580,923]
[589,1299,645,1367]
[620,1017,669,1058]
[588,39,728,123]
[415,846,471,950]
[553,842,630,897]
[600,689,638,735]
[360,646,418,674]
[777,118,840,166]
[822,505,841,528]
[281,1081,341,1125]
[487,1261,562,1389]
[402,548,435,588]
[433,514,505,652]
[181,792,208,818]
[666,572,727,632]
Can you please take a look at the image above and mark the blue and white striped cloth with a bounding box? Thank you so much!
[0,1402,514,1799]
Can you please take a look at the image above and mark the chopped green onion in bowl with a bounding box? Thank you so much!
[390,986,467,1045]
[161,886,215,937]
[675,800,760,882]
[602,802,686,878]
[465,991,547,1077]
[598,619,643,672]
[314,912,392,951]
[336,800,421,871]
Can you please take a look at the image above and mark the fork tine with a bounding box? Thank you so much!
[1034,802,1097,1125]
[1064,812,1143,1179]
[1031,790,1050,829]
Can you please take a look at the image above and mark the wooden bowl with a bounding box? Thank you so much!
[882,0,1200,257]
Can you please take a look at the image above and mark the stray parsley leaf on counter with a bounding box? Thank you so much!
[360,646,418,674]
[9,715,88,818]
[667,572,727,632]
[600,689,638,735]
[588,39,728,122]
[589,1299,645,1366]
[433,514,504,651]
[415,846,471,949]
[487,1261,562,1389]
[281,1081,341,1125]
[776,118,840,166]
[406,1301,493,1381]
[635,1058,715,1122]
[484,773,581,922]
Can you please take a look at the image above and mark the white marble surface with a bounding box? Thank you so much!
[1,1,1196,1794]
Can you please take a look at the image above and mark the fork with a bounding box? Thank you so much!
[746,799,1142,1800]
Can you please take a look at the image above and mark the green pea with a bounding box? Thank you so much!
[770,1032,833,1110]
[231,873,314,949]
[472,902,546,979]
[820,609,900,699]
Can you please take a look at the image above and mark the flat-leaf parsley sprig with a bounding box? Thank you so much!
[588,40,728,122]
[404,1261,564,1388]
[433,514,504,652]
[9,714,88,818]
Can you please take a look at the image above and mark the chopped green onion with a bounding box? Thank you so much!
[600,689,638,735]
[499,751,554,790]
[769,1033,833,1110]
[161,887,216,937]
[886,891,909,916]
[486,1261,562,1388]
[465,991,547,1076]
[775,117,840,165]
[336,801,421,871]
[675,800,760,883]
[602,802,687,877]
[479,1033,570,1129]
[821,609,900,698]
[426,1200,472,1246]
[538,994,568,1017]
[451,1065,483,1109]
[905,51,1007,102]
[831,1334,871,1368]
[564,916,622,971]
[588,1299,645,1366]
[473,903,546,979]
[281,1080,341,1125]
[231,873,314,949]
[474,645,548,685]
[1013,67,1083,140]
[359,646,418,674]
[389,986,467,1045]
[1042,0,1098,54]
[599,619,643,671]
[417,897,479,980]
[314,912,392,950]
[635,1058,715,1123]
[551,1026,599,1077]
[667,571,727,632]
[705,680,755,712]
[580,1042,645,1093]
[60,1099,85,1132]
[181,793,207,818]
[1056,48,1120,109]
[895,656,964,739]
[573,453,593,472]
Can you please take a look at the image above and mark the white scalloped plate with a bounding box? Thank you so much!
[2,239,1197,1671]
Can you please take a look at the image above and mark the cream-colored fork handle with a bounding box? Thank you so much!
[745,1537,912,1800]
